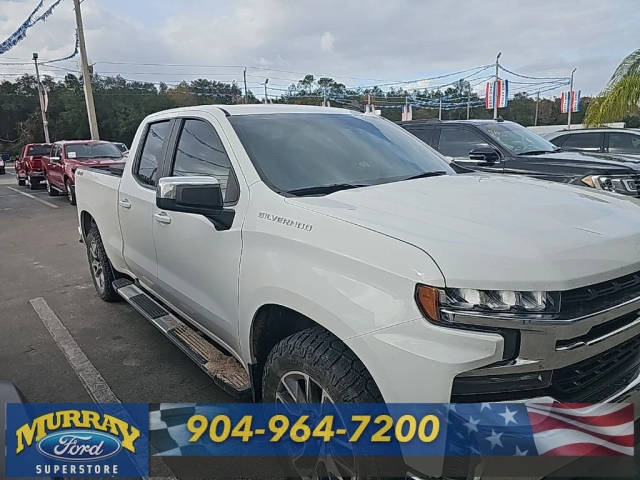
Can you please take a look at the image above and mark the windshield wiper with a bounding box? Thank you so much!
[286,183,369,196]
[402,171,448,180]
[518,150,556,155]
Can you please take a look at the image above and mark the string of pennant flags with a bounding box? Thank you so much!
[0,0,65,55]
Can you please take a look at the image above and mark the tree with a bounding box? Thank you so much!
[584,49,640,125]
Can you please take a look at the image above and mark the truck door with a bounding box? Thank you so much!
[152,116,244,353]
[118,119,173,287]
[47,144,63,187]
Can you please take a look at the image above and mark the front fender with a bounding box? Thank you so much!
[238,184,445,364]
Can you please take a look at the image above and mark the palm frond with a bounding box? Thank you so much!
[584,75,640,125]
[607,49,640,90]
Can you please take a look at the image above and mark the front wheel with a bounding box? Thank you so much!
[46,179,59,196]
[263,327,383,404]
[262,327,384,479]
[85,226,120,302]
[65,179,76,205]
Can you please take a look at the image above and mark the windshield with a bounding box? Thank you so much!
[229,113,453,194]
[65,143,123,160]
[476,122,558,154]
[27,145,51,156]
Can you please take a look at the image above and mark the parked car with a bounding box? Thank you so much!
[399,119,640,196]
[0,153,8,174]
[546,128,640,159]
[43,140,125,205]
[16,143,51,188]
[77,105,640,477]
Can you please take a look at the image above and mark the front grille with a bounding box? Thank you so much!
[551,333,640,402]
[560,270,640,319]
[452,333,640,403]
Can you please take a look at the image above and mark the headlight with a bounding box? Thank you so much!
[581,174,637,194]
[415,285,560,323]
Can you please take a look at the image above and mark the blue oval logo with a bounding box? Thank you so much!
[37,429,121,461]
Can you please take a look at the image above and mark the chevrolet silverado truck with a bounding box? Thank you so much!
[16,143,51,188]
[77,105,640,475]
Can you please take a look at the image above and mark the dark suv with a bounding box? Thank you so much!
[399,119,640,196]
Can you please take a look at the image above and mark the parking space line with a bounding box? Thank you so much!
[29,297,118,402]
[7,186,59,208]
[29,297,177,479]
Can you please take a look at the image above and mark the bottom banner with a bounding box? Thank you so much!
[3,402,635,478]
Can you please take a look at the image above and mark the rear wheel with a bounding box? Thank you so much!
[65,178,76,205]
[85,225,120,302]
[28,177,39,190]
[17,174,25,186]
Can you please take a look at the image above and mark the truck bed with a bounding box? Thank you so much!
[85,163,125,177]
[75,165,125,273]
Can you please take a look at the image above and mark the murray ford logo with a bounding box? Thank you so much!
[15,410,140,458]
[36,430,122,461]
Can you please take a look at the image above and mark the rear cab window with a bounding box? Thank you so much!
[134,120,172,187]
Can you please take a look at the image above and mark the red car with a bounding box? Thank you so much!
[44,140,125,205]
[16,143,52,189]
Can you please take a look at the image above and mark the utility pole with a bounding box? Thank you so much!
[263,78,269,104]
[32,53,50,143]
[73,0,99,139]
[534,90,540,126]
[466,84,471,120]
[567,67,577,130]
[243,67,248,103]
[493,52,501,120]
[438,95,442,120]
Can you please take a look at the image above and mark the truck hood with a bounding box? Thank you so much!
[519,150,640,174]
[70,157,125,167]
[286,174,640,291]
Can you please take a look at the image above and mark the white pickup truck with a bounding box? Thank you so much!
[76,104,640,469]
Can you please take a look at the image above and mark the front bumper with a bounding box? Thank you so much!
[347,299,640,479]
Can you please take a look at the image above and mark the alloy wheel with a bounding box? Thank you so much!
[89,239,105,293]
[276,371,357,480]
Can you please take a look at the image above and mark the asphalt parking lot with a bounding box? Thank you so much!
[0,164,233,405]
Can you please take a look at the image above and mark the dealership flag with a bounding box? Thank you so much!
[485,79,508,110]
[561,90,581,113]
[445,402,634,456]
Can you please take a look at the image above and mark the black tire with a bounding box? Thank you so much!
[17,175,25,186]
[29,178,39,190]
[262,327,383,403]
[65,178,76,205]
[46,179,59,196]
[263,327,386,478]
[85,226,120,302]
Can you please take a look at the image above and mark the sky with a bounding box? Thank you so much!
[1,0,639,100]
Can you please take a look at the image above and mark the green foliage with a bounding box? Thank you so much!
[585,49,640,126]
[0,74,257,156]
[0,72,591,157]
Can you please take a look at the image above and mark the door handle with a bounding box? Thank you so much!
[154,212,171,224]
[118,198,131,209]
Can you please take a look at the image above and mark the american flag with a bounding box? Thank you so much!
[445,402,633,456]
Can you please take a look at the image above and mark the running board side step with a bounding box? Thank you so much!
[112,278,251,400]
